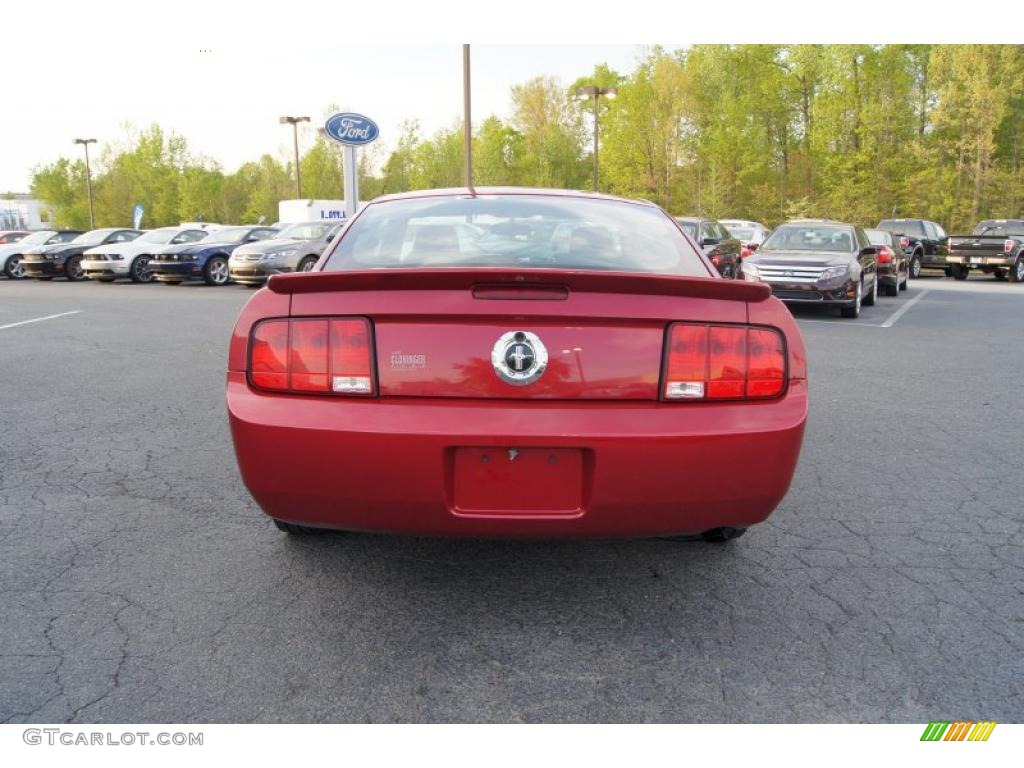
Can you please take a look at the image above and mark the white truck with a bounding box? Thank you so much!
[81,226,212,283]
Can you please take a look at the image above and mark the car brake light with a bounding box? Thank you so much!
[741,246,751,259]
[1004,239,1015,253]
[899,236,910,248]
[664,323,786,401]
[249,317,375,396]
[877,246,892,264]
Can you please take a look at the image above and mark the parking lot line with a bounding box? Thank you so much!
[0,310,81,331]
[880,289,930,328]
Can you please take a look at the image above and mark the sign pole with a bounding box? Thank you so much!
[343,146,359,219]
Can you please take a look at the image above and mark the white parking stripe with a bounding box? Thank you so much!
[880,289,930,328]
[0,310,81,331]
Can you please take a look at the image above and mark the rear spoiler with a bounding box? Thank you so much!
[267,268,772,302]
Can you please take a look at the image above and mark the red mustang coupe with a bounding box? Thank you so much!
[227,188,807,540]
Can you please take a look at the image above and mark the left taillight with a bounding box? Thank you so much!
[663,323,786,401]
[249,317,375,396]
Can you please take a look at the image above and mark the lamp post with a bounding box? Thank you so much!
[463,44,473,190]
[279,116,310,198]
[574,86,617,192]
[73,138,97,228]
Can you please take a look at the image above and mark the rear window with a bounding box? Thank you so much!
[877,219,926,237]
[726,226,755,240]
[864,229,891,246]
[972,220,1024,237]
[324,195,707,276]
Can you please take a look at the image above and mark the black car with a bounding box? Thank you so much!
[864,228,909,296]
[742,220,879,318]
[674,217,743,279]
[1,230,82,279]
[149,226,280,285]
[876,218,948,278]
[21,228,142,281]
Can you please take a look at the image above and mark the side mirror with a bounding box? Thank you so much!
[700,237,720,247]
[246,235,259,242]
[861,246,878,257]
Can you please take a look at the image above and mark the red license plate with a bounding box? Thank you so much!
[452,447,583,517]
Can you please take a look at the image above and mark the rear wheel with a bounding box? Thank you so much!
[273,519,329,536]
[909,252,922,279]
[1009,258,1024,284]
[297,255,318,273]
[950,264,969,281]
[885,278,900,297]
[203,256,229,286]
[65,256,84,281]
[899,260,909,290]
[3,255,25,279]
[862,274,878,306]
[130,255,154,283]
[840,281,862,318]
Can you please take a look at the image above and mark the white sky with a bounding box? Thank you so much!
[2,0,1005,193]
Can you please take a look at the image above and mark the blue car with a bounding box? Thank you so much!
[149,225,280,285]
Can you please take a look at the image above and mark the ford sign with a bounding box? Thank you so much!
[323,113,380,146]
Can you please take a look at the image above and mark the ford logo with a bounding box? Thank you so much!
[323,112,379,146]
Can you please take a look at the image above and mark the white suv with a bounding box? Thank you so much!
[82,226,211,283]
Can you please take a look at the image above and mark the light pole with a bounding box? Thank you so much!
[574,86,617,192]
[73,138,97,228]
[463,44,473,190]
[279,116,310,198]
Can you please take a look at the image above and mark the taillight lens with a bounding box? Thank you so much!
[664,323,786,401]
[877,246,893,264]
[1004,239,1015,253]
[899,236,910,248]
[740,246,751,259]
[249,317,375,396]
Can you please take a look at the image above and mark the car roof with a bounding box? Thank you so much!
[370,186,660,209]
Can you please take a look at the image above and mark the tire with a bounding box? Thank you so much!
[909,252,922,279]
[885,278,899,297]
[950,264,969,281]
[64,256,84,281]
[700,527,747,543]
[3,255,25,279]
[203,256,229,286]
[129,255,154,283]
[1009,258,1024,284]
[297,255,318,273]
[273,519,328,536]
[862,274,878,306]
[840,281,862,318]
[899,261,909,291]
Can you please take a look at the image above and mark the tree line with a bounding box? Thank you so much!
[29,45,1024,233]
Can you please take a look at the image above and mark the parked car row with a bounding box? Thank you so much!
[0,221,346,286]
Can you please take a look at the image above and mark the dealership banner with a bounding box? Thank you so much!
[1,724,1019,768]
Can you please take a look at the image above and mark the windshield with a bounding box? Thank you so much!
[204,227,254,242]
[760,225,856,253]
[17,231,56,246]
[973,221,1024,237]
[864,229,890,246]
[72,229,119,246]
[138,228,181,243]
[325,195,707,276]
[277,222,333,240]
[675,220,698,238]
[726,226,755,240]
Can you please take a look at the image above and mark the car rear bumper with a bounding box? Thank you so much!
[227,372,808,537]
[947,254,1014,267]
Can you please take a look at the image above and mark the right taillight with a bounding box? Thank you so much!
[877,246,893,264]
[249,317,375,396]
[1004,239,1014,253]
[663,323,786,401]
[899,236,910,248]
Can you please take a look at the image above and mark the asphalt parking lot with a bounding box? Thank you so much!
[1,275,1021,724]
